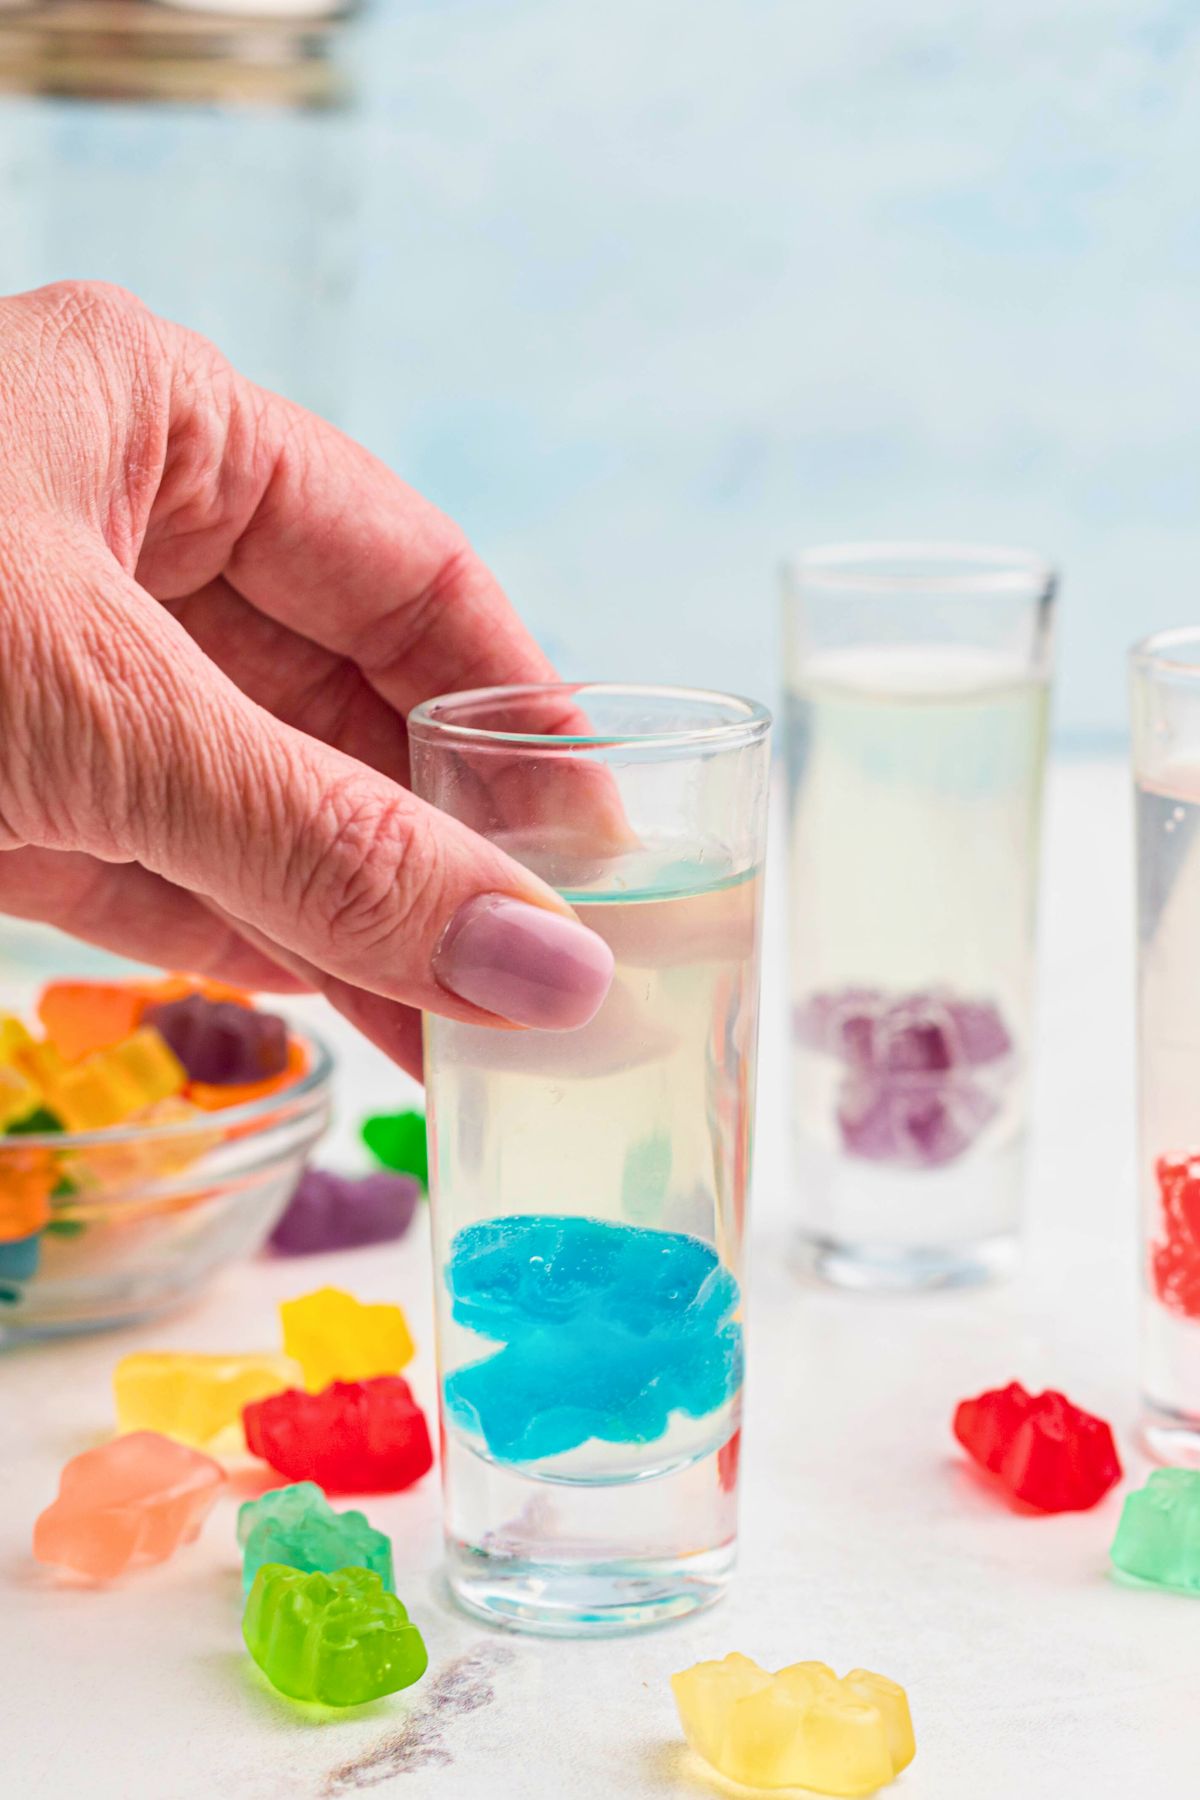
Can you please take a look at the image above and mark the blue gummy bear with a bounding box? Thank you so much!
[443,1216,742,1462]
[237,1481,394,1594]
[237,1481,327,1549]
[0,1234,40,1282]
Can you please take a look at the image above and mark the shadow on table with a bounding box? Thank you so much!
[946,1451,1069,1517]
[197,1647,400,1730]
[647,1738,852,1798]
[642,1740,768,1798]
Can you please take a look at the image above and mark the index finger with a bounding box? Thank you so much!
[145,344,556,712]
[137,327,630,851]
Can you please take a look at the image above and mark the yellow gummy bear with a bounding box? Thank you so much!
[671,1654,915,1797]
[0,1014,34,1067]
[281,1286,415,1391]
[0,1061,43,1129]
[114,1352,303,1448]
[77,1097,216,1191]
[46,1027,187,1131]
[15,1037,68,1093]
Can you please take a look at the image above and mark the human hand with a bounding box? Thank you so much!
[0,282,613,1074]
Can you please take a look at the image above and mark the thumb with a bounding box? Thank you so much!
[13,556,614,1033]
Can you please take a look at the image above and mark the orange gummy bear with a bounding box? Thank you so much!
[187,1038,309,1113]
[147,974,253,1009]
[47,1027,187,1132]
[32,1431,225,1580]
[38,983,148,1063]
[38,975,252,1063]
[0,1155,53,1241]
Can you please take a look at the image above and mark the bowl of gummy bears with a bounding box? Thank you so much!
[0,976,332,1342]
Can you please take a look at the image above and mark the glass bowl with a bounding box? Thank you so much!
[0,1031,333,1343]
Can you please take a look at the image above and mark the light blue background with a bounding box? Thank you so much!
[0,0,1196,743]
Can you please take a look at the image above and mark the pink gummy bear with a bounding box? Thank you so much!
[33,1430,225,1579]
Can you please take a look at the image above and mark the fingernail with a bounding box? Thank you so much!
[434,894,614,1030]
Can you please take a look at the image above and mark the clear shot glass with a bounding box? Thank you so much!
[1132,629,1200,1463]
[409,684,771,1635]
[782,543,1056,1290]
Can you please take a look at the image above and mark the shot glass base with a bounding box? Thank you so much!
[790,1136,1025,1293]
[445,1541,733,1636]
[793,1231,1017,1293]
[1140,1402,1200,1468]
[441,1428,738,1637]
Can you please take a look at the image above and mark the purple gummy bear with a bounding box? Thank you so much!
[143,994,289,1086]
[877,996,960,1075]
[894,1081,998,1166]
[268,1168,421,1256]
[794,989,882,1065]
[945,999,1013,1066]
[800,983,1013,1170]
[838,1077,998,1169]
[832,1000,882,1070]
[837,1080,900,1161]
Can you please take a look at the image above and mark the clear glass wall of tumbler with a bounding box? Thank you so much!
[409,684,771,1634]
[1132,629,1200,1464]
[782,544,1056,1291]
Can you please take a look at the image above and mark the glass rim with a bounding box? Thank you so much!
[785,540,1057,596]
[407,682,773,751]
[1130,626,1200,679]
[0,1029,334,1151]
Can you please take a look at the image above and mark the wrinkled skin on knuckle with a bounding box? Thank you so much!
[0,282,266,594]
[0,537,126,852]
[290,779,440,968]
[137,344,276,599]
[0,281,167,563]
[218,394,340,601]
[0,510,209,862]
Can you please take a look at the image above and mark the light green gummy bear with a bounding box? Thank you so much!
[237,1481,324,1548]
[1111,1468,1200,1594]
[361,1110,428,1187]
[238,1482,394,1594]
[242,1565,427,1706]
[620,1132,673,1224]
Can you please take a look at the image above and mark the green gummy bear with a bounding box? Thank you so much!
[620,1131,673,1224]
[1111,1468,1200,1593]
[238,1482,394,1594]
[242,1564,427,1706]
[361,1110,428,1188]
[7,1106,64,1136]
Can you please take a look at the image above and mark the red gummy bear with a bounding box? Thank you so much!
[717,1429,741,1495]
[1152,1154,1200,1318]
[952,1381,1121,1513]
[243,1377,433,1494]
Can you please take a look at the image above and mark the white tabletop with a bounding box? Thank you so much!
[5,757,1193,1800]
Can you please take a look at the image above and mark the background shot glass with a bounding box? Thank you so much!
[409,684,771,1635]
[783,544,1056,1291]
[1132,629,1200,1464]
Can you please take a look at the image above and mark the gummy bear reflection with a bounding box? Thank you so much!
[443,1215,742,1470]
[795,987,1013,1169]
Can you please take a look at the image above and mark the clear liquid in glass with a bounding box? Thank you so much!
[785,644,1049,1287]
[425,845,762,1631]
[1137,763,1200,1461]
